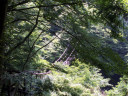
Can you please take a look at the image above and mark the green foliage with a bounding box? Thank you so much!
[4,0,127,75]
[121,0,128,13]
[33,60,111,96]
[107,75,128,96]
[1,0,128,95]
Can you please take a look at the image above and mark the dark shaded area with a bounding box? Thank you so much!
[100,70,121,90]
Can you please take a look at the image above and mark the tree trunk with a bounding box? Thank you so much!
[0,0,8,95]
[0,0,8,39]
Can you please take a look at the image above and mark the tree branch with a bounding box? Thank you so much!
[33,36,57,55]
[55,47,68,62]
[8,0,30,12]
[22,30,44,71]
[52,23,113,65]
[9,2,82,12]
[63,48,75,65]
[6,8,40,56]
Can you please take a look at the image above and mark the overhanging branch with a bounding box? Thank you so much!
[6,8,40,56]
[9,2,82,12]
[8,0,30,11]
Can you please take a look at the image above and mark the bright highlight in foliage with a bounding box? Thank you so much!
[121,0,128,12]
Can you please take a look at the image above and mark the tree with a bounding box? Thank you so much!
[0,0,8,77]
[0,0,128,95]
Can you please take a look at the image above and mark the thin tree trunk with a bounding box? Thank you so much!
[0,0,8,39]
[0,0,8,95]
[0,0,8,71]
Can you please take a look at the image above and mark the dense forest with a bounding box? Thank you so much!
[0,0,128,96]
